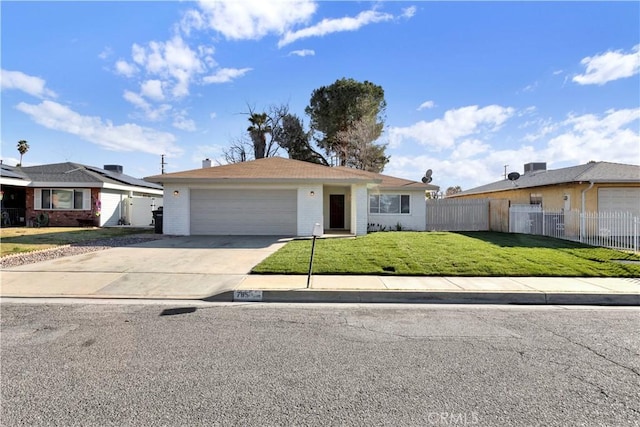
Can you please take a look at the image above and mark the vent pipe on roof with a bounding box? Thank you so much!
[104,165,123,174]
[202,158,212,168]
[523,162,546,174]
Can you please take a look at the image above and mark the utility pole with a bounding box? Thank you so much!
[161,154,167,174]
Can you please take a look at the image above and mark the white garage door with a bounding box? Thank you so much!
[598,188,640,216]
[190,189,297,235]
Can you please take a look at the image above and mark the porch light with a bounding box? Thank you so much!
[173,190,180,196]
[309,190,315,197]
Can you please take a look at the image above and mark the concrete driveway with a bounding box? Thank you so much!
[1,236,289,299]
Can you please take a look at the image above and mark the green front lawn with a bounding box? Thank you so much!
[252,232,640,277]
[0,227,154,257]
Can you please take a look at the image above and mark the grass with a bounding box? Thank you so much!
[252,231,640,277]
[0,227,154,257]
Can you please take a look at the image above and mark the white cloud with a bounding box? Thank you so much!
[417,100,435,111]
[278,9,394,47]
[210,112,217,119]
[16,100,182,156]
[172,110,196,132]
[544,108,640,163]
[450,139,490,160]
[188,0,317,41]
[98,47,113,60]
[289,49,315,57]
[388,105,515,149]
[203,67,252,84]
[1,69,57,98]
[123,90,172,121]
[140,80,165,101]
[125,35,207,98]
[573,45,640,85]
[387,107,640,191]
[402,6,417,19]
[115,60,138,77]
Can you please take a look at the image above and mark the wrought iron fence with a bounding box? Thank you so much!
[1,208,26,227]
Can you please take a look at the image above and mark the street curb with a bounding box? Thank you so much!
[208,290,640,306]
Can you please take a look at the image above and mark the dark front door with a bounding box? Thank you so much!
[329,194,345,229]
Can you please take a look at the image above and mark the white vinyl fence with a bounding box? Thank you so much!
[509,206,639,252]
[426,199,489,231]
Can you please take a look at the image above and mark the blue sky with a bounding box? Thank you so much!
[1,1,639,191]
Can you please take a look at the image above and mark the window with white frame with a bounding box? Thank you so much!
[369,194,410,214]
[36,189,90,210]
[530,193,543,206]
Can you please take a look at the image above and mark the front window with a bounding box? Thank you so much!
[369,194,410,214]
[530,193,543,206]
[39,189,86,210]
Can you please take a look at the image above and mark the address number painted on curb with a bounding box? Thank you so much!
[233,290,263,302]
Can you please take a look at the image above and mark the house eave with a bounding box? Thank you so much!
[0,177,30,187]
[149,177,380,185]
[26,181,162,194]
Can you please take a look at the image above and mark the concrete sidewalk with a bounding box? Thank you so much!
[1,272,638,305]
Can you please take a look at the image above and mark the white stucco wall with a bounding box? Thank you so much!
[352,184,368,235]
[162,185,190,235]
[367,190,426,231]
[297,185,323,236]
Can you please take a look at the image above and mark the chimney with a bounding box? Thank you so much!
[104,164,123,174]
[202,158,212,168]
[523,162,546,174]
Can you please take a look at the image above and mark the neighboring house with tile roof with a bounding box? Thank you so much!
[145,157,439,236]
[0,163,162,227]
[448,161,640,217]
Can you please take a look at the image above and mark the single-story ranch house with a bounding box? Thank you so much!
[0,162,163,227]
[145,157,439,236]
[447,161,639,216]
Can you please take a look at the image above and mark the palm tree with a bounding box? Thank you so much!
[247,113,271,159]
[17,140,29,166]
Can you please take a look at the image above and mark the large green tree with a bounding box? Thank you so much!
[305,78,388,171]
[272,114,328,165]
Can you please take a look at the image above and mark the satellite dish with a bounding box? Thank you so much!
[422,176,432,184]
[507,172,520,181]
[425,169,433,178]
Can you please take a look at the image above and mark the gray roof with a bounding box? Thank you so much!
[0,164,29,180]
[453,161,640,197]
[4,162,162,190]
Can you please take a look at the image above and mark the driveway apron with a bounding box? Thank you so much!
[1,236,288,299]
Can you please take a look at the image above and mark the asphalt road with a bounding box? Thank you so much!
[1,302,639,426]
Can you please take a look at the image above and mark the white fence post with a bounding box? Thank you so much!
[508,207,639,252]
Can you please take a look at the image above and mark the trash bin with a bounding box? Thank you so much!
[152,207,163,234]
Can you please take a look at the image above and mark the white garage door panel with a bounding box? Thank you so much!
[190,189,297,235]
[598,188,640,215]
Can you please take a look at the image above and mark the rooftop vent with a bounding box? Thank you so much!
[202,158,212,168]
[104,165,123,174]
[524,162,546,174]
